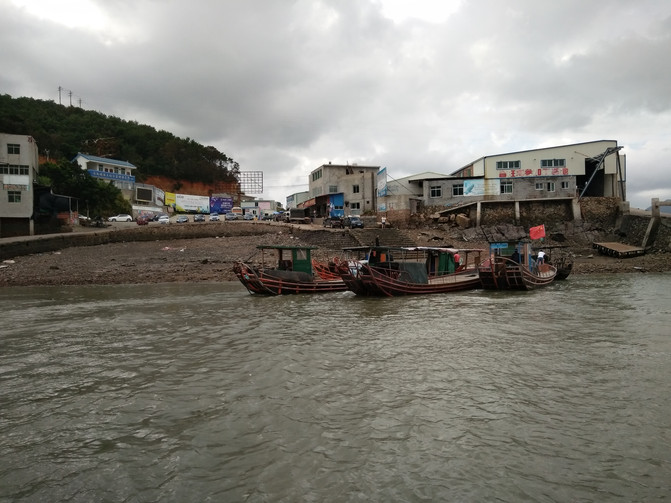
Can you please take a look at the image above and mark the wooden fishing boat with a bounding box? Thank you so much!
[338,246,484,297]
[336,246,394,296]
[478,241,557,290]
[233,245,347,295]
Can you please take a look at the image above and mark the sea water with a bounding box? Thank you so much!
[1,273,670,501]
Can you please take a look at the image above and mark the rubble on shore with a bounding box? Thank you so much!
[0,222,669,287]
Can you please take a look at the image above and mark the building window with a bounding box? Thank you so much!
[561,181,570,189]
[547,182,556,192]
[8,191,21,203]
[0,164,29,175]
[350,202,360,210]
[329,185,338,193]
[496,160,520,170]
[7,144,20,155]
[312,169,322,181]
[352,184,360,194]
[500,180,513,194]
[429,185,442,198]
[541,159,565,167]
[453,183,464,196]
[535,182,544,190]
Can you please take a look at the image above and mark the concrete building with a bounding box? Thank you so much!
[380,140,626,226]
[241,199,277,218]
[302,163,380,218]
[449,139,623,203]
[0,133,39,237]
[72,152,136,198]
[286,190,309,210]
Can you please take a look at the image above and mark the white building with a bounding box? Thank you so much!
[381,140,626,225]
[286,191,309,210]
[72,152,136,195]
[0,133,39,237]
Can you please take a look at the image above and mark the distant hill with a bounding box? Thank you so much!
[0,94,238,186]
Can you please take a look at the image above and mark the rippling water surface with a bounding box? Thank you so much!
[1,274,670,501]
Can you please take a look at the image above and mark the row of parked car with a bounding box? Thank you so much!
[109,213,366,227]
[128,212,250,225]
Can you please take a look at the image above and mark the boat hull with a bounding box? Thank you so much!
[233,262,347,295]
[478,257,557,290]
[341,262,481,297]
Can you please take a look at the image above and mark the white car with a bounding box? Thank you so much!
[209,213,220,221]
[158,215,170,224]
[108,214,133,222]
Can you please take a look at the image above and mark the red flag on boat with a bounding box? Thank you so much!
[529,224,546,240]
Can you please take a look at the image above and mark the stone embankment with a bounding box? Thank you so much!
[1,215,670,287]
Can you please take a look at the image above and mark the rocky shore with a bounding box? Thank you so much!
[1,221,670,287]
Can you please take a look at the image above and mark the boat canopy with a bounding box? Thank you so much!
[257,245,317,275]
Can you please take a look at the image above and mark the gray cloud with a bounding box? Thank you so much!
[2,0,670,208]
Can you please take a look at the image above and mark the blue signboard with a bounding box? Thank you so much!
[328,193,345,217]
[210,196,233,214]
[88,170,135,183]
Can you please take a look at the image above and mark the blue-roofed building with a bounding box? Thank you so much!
[72,152,136,193]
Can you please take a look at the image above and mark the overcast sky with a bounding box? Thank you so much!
[2,0,670,209]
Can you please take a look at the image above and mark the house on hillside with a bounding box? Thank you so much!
[0,133,40,237]
[72,152,136,198]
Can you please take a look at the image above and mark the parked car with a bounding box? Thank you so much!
[176,215,189,223]
[209,213,220,222]
[343,216,364,229]
[194,214,205,222]
[108,214,133,222]
[225,212,238,220]
[243,213,254,220]
[323,216,343,228]
[158,215,170,224]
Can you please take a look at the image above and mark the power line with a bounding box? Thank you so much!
[58,86,85,108]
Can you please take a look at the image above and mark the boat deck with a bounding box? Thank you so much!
[593,242,645,258]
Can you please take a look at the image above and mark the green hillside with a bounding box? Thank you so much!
[0,94,239,184]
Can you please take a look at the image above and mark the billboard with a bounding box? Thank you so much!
[135,186,153,202]
[463,179,501,196]
[377,167,388,197]
[175,194,210,213]
[210,196,234,214]
[155,188,165,206]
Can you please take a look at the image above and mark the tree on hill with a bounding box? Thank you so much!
[0,94,239,185]
[37,159,131,217]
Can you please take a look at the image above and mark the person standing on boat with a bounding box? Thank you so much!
[537,250,545,265]
[510,249,520,263]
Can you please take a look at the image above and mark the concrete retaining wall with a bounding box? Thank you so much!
[0,222,285,261]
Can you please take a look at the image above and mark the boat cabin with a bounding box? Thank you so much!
[257,245,316,275]
[488,241,542,270]
[343,245,482,282]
